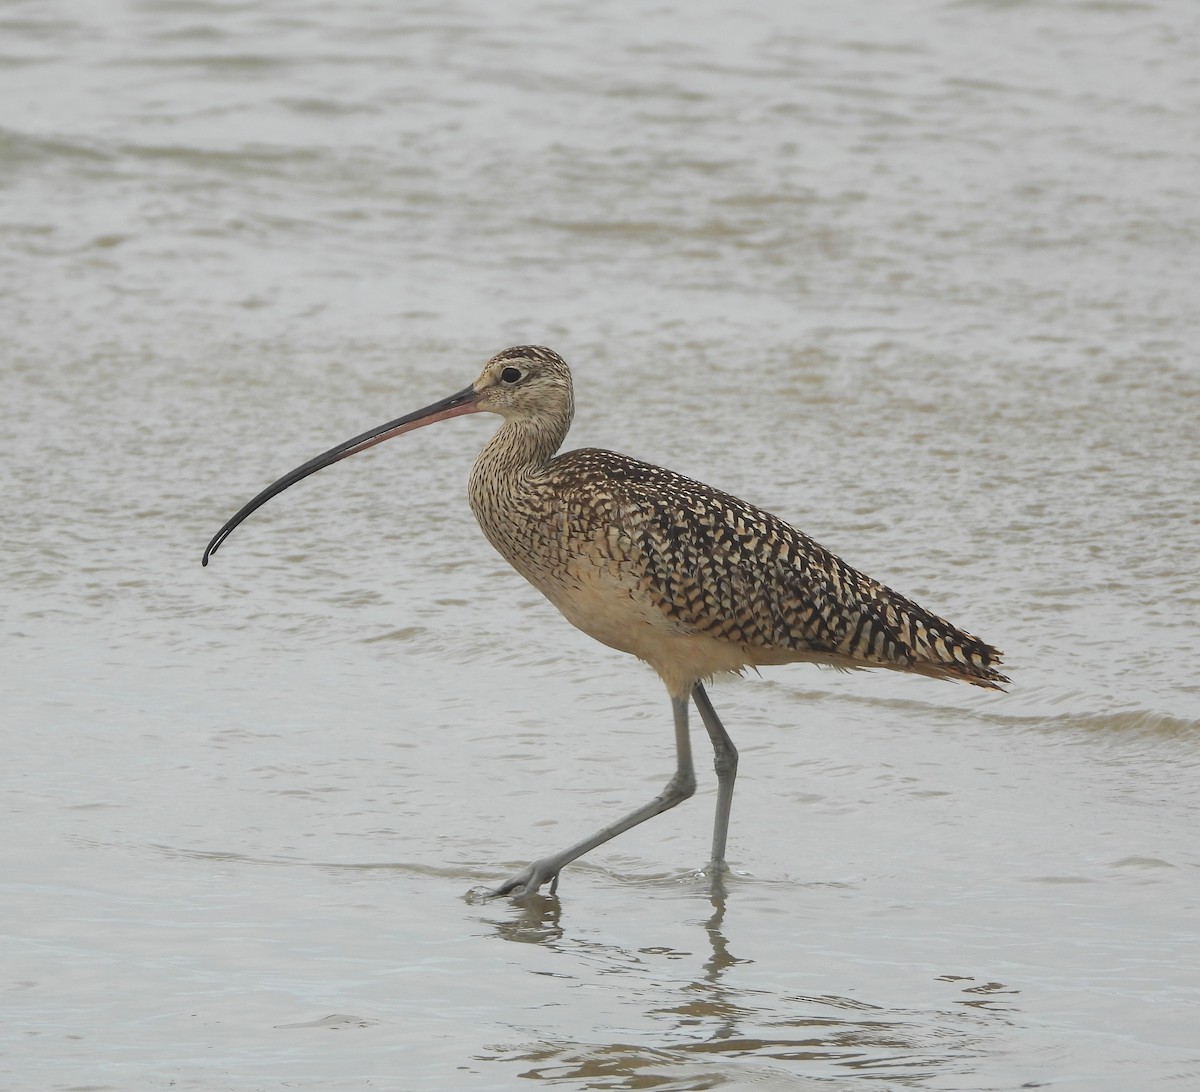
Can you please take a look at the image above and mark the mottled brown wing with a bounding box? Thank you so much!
[556,448,1008,688]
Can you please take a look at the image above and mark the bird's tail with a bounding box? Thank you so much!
[893,608,1008,690]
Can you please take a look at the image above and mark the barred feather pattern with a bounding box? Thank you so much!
[466,347,1008,695]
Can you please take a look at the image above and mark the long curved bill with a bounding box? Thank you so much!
[202,383,480,566]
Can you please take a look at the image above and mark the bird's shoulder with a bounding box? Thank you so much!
[545,447,830,561]
[548,447,762,519]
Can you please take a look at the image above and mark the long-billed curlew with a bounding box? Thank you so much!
[204,345,1008,898]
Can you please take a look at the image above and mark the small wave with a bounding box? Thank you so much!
[992,704,1197,738]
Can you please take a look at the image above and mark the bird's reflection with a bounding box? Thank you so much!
[474,873,1003,1085]
[489,891,564,945]
[478,868,748,984]
[668,876,755,1046]
[698,874,748,983]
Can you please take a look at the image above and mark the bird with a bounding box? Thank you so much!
[203,345,1008,898]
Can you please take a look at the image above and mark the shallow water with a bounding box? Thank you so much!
[3,0,1199,1089]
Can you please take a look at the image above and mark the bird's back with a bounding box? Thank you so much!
[527,448,1008,691]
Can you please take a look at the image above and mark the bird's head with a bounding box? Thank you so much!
[471,345,575,426]
[202,344,575,565]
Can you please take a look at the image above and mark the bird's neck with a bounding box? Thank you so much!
[467,414,569,565]
[473,413,567,482]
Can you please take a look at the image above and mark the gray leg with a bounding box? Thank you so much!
[487,692,697,898]
[692,682,737,873]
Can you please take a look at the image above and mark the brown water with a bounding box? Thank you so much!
[3,1,1198,1089]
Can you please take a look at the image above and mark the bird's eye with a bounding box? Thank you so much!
[500,366,522,384]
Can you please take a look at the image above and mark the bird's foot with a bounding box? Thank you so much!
[484,858,562,900]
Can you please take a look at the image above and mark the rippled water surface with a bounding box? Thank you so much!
[3,1,1198,1089]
